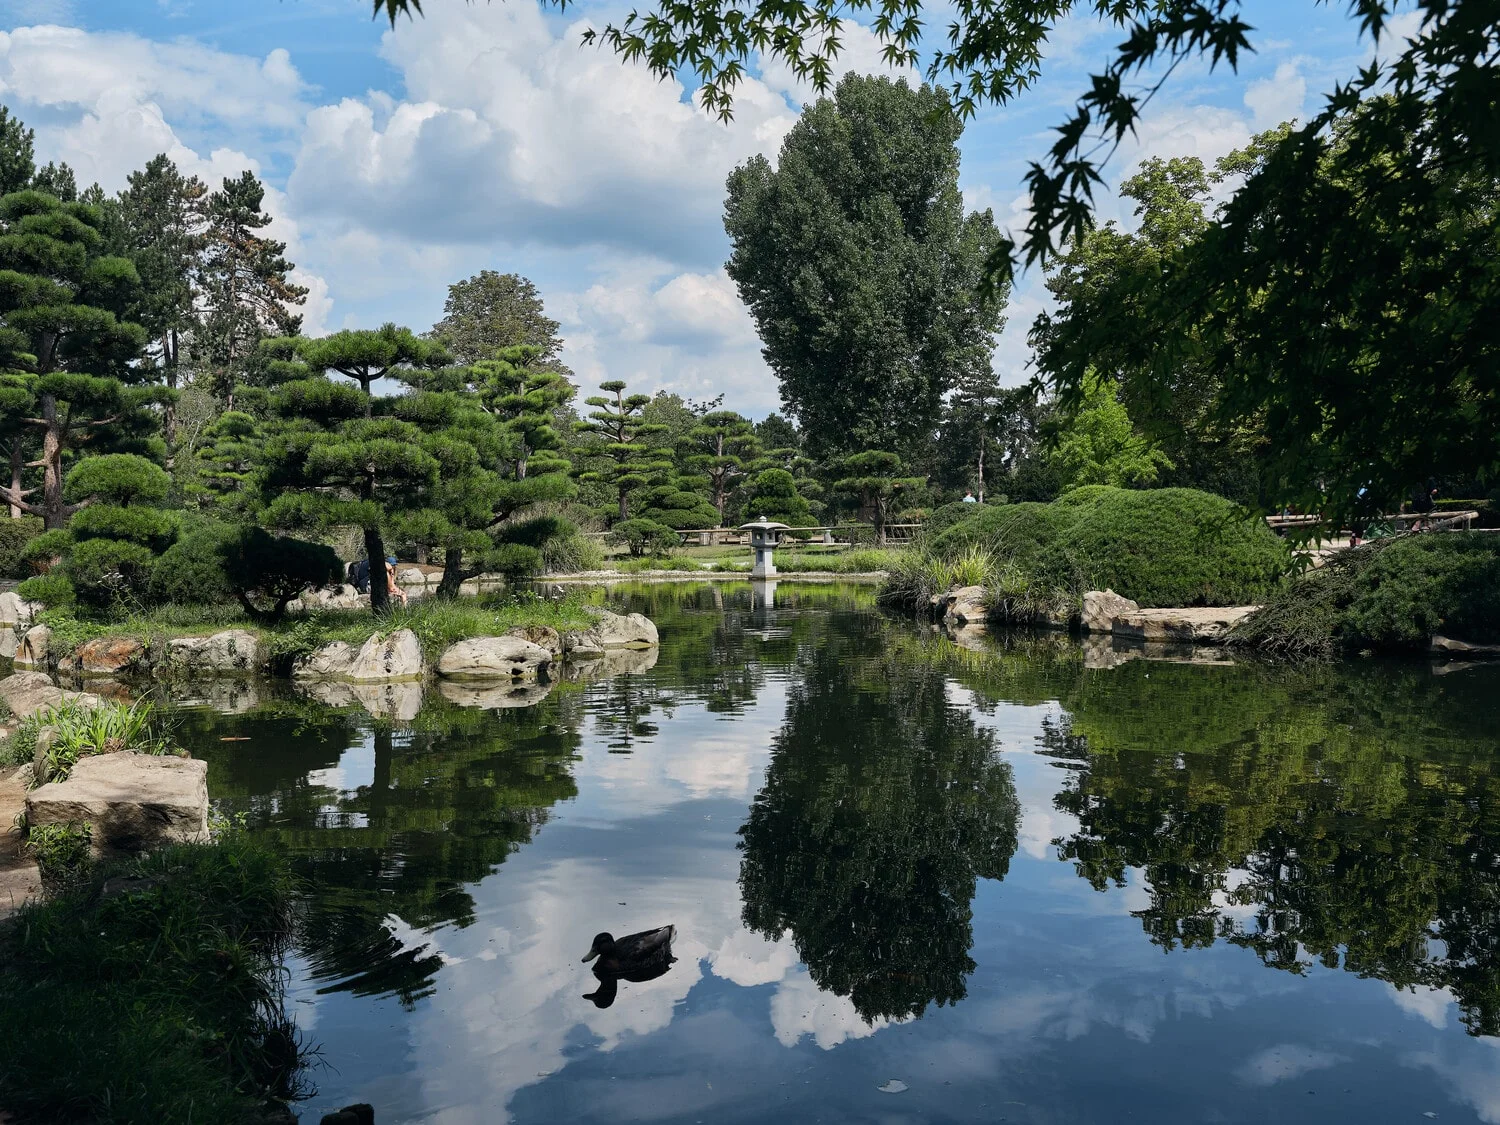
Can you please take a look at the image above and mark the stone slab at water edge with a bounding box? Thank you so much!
[1080,589,1257,644]
[437,635,553,681]
[0,670,104,720]
[25,752,210,858]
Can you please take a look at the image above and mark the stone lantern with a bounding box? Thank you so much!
[739,517,790,578]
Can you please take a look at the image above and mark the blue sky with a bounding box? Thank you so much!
[0,0,1408,417]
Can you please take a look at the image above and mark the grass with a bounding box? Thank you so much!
[0,835,306,1124]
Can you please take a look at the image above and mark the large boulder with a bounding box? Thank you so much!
[0,590,34,628]
[506,624,562,656]
[1081,589,1140,634]
[561,630,605,658]
[1111,606,1258,644]
[76,636,146,677]
[163,630,263,676]
[943,585,989,626]
[0,671,102,721]
[14,623,50,670]
[437,636,552,681]
[583,608,659,649]
[25,752,209,857]
[0,625,17,660]
[291,641,358,680]
[345,629,424,683]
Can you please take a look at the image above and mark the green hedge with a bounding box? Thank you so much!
[928,486,1291,608]
[0,515,42,578]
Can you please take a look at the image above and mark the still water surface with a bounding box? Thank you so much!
[181,583,1500,1124]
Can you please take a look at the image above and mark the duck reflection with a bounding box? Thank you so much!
[580,925,677,1009]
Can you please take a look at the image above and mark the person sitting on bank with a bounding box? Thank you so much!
[962,491,977,503]
[385,556,407,606]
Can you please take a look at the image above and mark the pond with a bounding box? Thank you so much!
[180,582,1500,1124]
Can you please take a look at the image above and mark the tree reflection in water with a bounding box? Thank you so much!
[1031,658,1500,1036]
[738,629,1020,1023]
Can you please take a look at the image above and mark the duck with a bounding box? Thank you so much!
[581,925,676,976]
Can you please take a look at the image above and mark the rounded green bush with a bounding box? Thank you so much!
[1056,487,1291,607]
[70,505,179,554]
[487,542,544,578]
[930,502,1077,576]
[1341,534,1500,647]
[0,515,43,578]
[63,537,156,609]
[148,527,237,607]
[63,454,170,507]
[16,571,74,609]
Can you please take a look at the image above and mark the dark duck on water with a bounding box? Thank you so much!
[581,925,676,1007]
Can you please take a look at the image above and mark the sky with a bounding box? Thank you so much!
[0,0,1413,418]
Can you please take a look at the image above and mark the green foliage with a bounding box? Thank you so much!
[488,542,544,579]
[1049,374,1172,490]
[0,513,41,577]
[608,517,679,557]
[543,531,605,573]
[724,75,1004,461]
[219,526,343,622]
[429,269,568,369]
[32,698,168,786]
[682,410,759,523]
[1236,534,1500,655]
[738,467,813,527]
[65,536,156,609]
[16,569,73,609]
[914,486,1291,609]
[834,450,923,542]
[147,523,238,607]
[0,835,304,1123]
[25,821,92,894]
[69,505,178,553]
[574,380,673,523]
[63,453,170,507]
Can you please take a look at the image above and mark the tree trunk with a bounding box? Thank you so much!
[977,442,985,504]
[7,439,22,519]
[364,526,389,614]
[873,493,887,546]
[39,395,66,530]
[618,485,629,523]
[163,329,179,457]
[438,543,465,599]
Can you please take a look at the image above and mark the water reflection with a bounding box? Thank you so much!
[738,619,1021,1022]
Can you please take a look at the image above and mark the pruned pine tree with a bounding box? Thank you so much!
[834,451,923,544]
[195,171,306,405]
[472,344,574,479]
[683,410,758,525]
[574,380,672,523]
[0,190,158,528]
[294,323,449,418]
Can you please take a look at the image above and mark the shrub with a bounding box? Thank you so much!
[1343,534,1500,646]
[0,515,42,577]
[65,537,156,610]
[488,542,544,579]
[69,505,179,553]
[929,501,1077,577]
[62,453,171,507]
[542,532,605,572]
[609,518,679,557]
[220,526,344,622]
[922,500,987,541]
[26,822,92,895]
[16,570,74,610]
[34,698,169,786]
[148,525,238,606]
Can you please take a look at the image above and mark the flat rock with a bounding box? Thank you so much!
[583,608,659,649]
[14,623,49,670]
[163,630,263,675]
[0,671,104,721]
[76,636,146,677]
[437,635,552,681]
[1081,589,1140,633]
[1432,634,1500,656]
[942,585,988,626]
[292,641,358,679]
[1111,606,1258,644]
[346,628,424,683]
[561,630,605,658]
[26,752,209,857]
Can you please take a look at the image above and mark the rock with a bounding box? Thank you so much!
[0,590,33,627]
[76,636,146,677]
[163,630,263,675]
[558,645,659,680]
[25,752,209,857]
[437,636,552,681]
[347,681,424,721]
[0,625,16,660]
[1110,606,1258,644]
[561,630,605,658]
[346,629,424,683]
[0,671,65,719]
[1431,634,1500,656]
[506,624,561,656]
[1081,589,1140,633]
[438,678,554,709]
[583,608,659,648]
[943,585,989,626]
[14,623,50,670]
[292,641,358,680]
[397,566,427,586]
